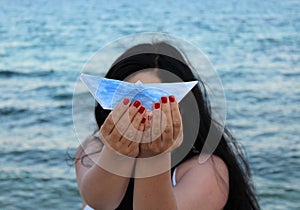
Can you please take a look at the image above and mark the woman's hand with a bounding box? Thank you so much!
[99,98,146,158]
[139,96,183,158]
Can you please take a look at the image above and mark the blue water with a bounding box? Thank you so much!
[1,0,299,209]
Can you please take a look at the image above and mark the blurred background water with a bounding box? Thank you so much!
[0,0,299,209]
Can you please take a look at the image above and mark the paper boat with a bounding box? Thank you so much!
[80,73,198,110]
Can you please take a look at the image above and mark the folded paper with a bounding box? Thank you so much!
[80,73,198,110]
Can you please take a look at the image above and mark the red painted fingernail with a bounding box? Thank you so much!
[154,102,160,109]
[148,115,152,121]
[141,117,146,124]
[133,100,141,108]
[161,96,168,104]
[169,95,175,102]
[123,98,130,105]
[138,106,145,114]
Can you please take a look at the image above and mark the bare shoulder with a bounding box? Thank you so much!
[176,154,229,182]
[75,136,103,185]
[174,155,229,210]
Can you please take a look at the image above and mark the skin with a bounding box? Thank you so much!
[75,71,229,210]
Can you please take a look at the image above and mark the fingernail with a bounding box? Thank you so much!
[161,96,168,104]
[169,95,175,102]
[123,98,130,105]
[138,106,145,114]
[133,100,141,108]
[148,115,152,121]
[154,102,160,109]
[141,117,146,124]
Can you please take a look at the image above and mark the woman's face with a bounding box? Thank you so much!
[125,70,161,84]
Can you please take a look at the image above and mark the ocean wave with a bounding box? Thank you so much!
[0,69,56,78]
[0,107,28,116]
[51,93,73,100]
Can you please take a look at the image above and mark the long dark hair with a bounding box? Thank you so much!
[92,42,260,210]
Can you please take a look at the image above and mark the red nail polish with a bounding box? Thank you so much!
[169,95,175,102]
[141,117,146,124]
[123,98,130,105]
[148,115,152,121]
[138,106,145,114]
[161,96,168,104]
[133,100,141,108]
[154,102,160,109]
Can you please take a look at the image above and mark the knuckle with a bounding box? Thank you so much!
[173,119,182,128]
[163,125,172,134]
[120,139,129,146]
[109,130,119,140]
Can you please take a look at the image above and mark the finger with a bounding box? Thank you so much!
[174,129,183,146]
[127,142,139,157]
[121,106,146,145]
[100,98,130,136]
[141,115,151,144]
[128,100,142,121]
[151,102,162,142]
[129,118,145,146]
[129,105,145,134]
[110,100,142,142]
[160,96,173,142]
[139,117,146,131]
[169,95,182,140]
[140,116,151,153]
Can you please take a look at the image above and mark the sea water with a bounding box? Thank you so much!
[0,0,299,209]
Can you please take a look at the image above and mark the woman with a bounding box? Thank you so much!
[75,42,260,210]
